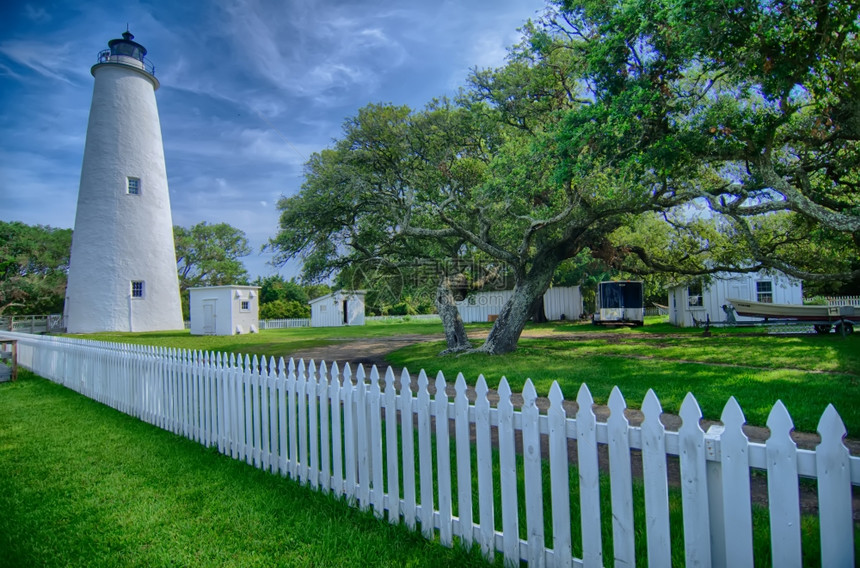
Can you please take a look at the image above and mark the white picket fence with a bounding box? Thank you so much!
[366,314,442,323]
[257,318,311,329]
[827,296,860,308]
[4,331,857,567]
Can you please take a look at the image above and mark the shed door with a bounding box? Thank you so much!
[203,300,216,335]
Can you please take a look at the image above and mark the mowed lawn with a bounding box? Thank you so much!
[67,317,860,435]
[386,319,860,436]
[0,373,493,567]
[68,319,447,359]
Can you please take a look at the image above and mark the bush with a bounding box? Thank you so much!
[259,299,309,320]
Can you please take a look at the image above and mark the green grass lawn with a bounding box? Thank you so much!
[4,371,851,567]
[67,319,448,359]
[64,317,860,435]
[387,319,860,435]
[0,371,493,567]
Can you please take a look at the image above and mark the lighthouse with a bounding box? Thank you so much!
[65,31,183,333]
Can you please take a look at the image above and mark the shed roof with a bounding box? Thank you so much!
[308,290,367,305]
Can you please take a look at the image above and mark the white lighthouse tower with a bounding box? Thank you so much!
[65,31,183,333]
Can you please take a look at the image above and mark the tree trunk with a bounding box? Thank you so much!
[435,278,471,354]
[474,256,558,355]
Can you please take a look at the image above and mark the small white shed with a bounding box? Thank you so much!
[455,286,582,323]
[189,285,260,335]
[668,270,803,327]
[309,291,366,327]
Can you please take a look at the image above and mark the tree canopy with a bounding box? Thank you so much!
[174,222,251,291]
[0,221,72,315]
[270,0,859,354]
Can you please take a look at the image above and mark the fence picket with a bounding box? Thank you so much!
[577,384,603,568]
[369,366,384,518]
[548,382,571,568]
[475,375,495,562]
[330,362,344,494]
[251,355,263,468]
[417,370,434,538]
[765,401,801,568]
[342,364,357,502]
[719,397,753,568]
[384,367,401,523]
[522,379,545,567]
[230,353,240,460]
[400,367,417,531]
[308,360,320,489]
[297,360,309,483]
[607,386,634,567]
[355,365,370,511]
[435,371,453,546]
[816,404,854,568]
[679,393,711,567]
[243,354,253,465]
[641,389,671,567]
[287,359,298,478]
[319,361,331,492]
[277,357,288,476]
[269,357,279,474]
[454,373,473,545]
[498,377,520,566]
[261,357,272,472]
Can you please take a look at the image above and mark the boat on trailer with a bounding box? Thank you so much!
[726,298,857,334]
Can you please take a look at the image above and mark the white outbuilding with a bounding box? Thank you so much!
[668,270,803,327]
[309,291,366,327]
[189,285,260,335]
[455,286,582,323]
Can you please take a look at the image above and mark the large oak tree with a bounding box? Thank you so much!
[271,0,859,354]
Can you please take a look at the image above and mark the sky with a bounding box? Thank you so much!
[0,0,548,281]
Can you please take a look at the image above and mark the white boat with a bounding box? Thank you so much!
[726,298,854,321]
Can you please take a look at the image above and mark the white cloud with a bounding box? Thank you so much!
[23,4,51,24]
[0,40,81,84]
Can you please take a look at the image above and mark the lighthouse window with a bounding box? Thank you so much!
[127,177,141,195]
[131,280,145,298]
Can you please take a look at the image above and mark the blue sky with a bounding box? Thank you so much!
[0,0,547,280]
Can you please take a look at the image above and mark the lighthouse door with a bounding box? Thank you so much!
[203,300,216,335]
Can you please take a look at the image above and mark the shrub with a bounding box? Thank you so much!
[259,299,309,319]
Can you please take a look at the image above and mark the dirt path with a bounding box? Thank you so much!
[286,331,859,519]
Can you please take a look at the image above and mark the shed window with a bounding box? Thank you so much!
[240,300,250,311]
[688,281,703,307]
[127,177,141,195]
[131,280,144,298]
[756,281,773,303]
[319,304,327,312]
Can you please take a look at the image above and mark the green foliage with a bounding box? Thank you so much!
[174,222,251,291]
[259,299,309,320]
[547,0,860,282]
[252,275,310,305]
[175,222,251,318]
[0,221,71,315]
[268,0,860,354]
